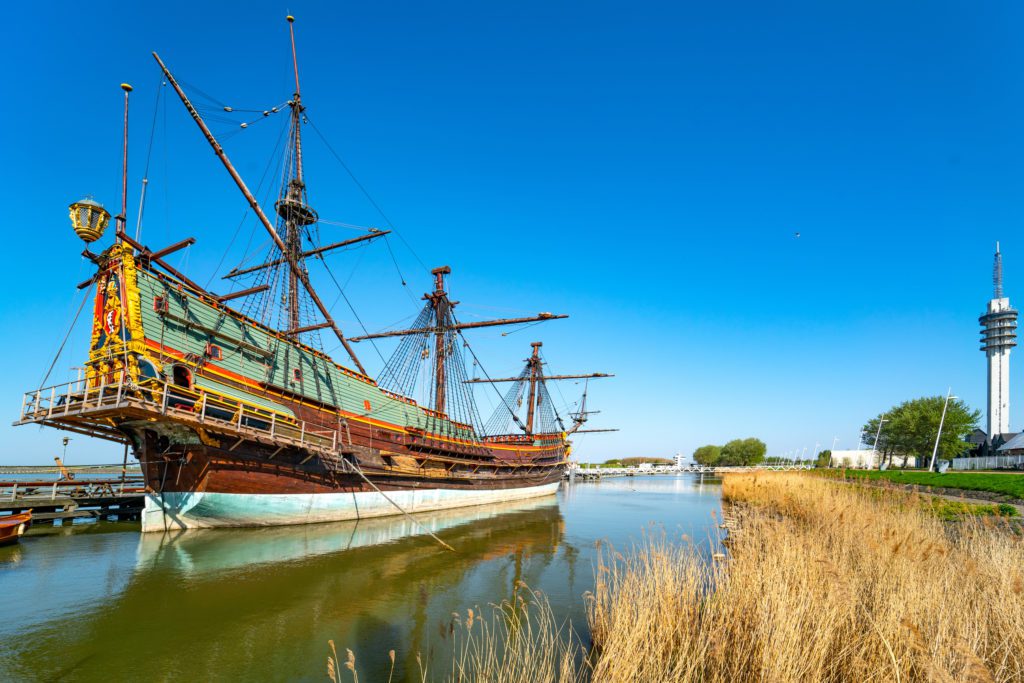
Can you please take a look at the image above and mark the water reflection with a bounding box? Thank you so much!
[135,495,563,577]
[0,475,722,682]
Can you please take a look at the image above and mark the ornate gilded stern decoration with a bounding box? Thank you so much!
[86,243,148,386]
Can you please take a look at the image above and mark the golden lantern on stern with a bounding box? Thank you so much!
[69,197,111,243]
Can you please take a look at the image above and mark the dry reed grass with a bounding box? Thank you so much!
[329,583,585,683]
[586,472,1024,682]
[444,582,586,683]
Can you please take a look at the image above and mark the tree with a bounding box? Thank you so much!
[861,396,980,468]
[815,449,832,468]
[692,445,722,467]
[621,457,674,467]
[719,438,767,467]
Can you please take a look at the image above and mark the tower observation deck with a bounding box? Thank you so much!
[979,243,1017,438]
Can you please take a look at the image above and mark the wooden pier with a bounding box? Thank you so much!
[566,463,813,481]
[0,478,146,524]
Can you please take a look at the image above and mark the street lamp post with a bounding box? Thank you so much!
[928,388,958,472]
[872,416,888,469]
[829,436,839,467]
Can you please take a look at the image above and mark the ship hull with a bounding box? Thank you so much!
[141,480,560,532]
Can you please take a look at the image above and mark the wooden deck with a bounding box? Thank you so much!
[0,478,145,523]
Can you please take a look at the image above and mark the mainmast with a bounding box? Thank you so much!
[428,266,452,413]
[525,342,543,433]
[277,14,317,337]
[351,267,568,415]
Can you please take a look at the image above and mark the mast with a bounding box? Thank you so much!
[428,266,452,413]
[464,343,612,435]
[525,342,542,433]
[278,14,315,338]
[349,266,568,415]
[116,83,133,238]
[152,48,367,375]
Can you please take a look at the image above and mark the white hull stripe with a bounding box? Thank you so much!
[141,482,561,532]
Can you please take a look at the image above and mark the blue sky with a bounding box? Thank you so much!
[1,1,1022,465]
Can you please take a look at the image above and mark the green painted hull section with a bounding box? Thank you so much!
[136,269,474,439]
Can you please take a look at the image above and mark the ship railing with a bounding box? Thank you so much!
[20,374,340,457]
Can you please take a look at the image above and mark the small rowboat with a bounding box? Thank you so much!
[0,512,31,546]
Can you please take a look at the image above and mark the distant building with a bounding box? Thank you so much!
[831,449,877,468]
[831,449,917,469]
[980,243,1017,439]
[998,433,1024,455]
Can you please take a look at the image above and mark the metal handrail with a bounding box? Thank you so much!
[20,375,340,455]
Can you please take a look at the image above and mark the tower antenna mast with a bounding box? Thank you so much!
[995,241,1004,298]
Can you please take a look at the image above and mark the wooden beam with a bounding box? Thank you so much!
[216,284,270,303]
[224,230,391,279]
[118,231,208,294]
[150,237,196,261]
[350,313,568,342]
[464,372,613,384]
[287,321,333,335]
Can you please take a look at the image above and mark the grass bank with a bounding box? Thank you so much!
[822,468,1024,501]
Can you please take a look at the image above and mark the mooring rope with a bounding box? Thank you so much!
[338,457,455,552]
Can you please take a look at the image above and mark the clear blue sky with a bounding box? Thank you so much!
[1,1,1022,465]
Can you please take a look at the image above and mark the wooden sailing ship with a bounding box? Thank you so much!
[16,17,612,531]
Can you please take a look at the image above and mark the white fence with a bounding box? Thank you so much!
[951,455,1024,471]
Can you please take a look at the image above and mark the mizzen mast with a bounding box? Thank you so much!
[464,343,612,435]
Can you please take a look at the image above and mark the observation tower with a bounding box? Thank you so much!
[979,243,1017,438]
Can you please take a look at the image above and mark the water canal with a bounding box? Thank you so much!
[0,474,721,681]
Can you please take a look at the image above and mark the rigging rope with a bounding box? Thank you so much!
[317,255,389,367]
[37,289,91,391]
[338,457,454,551]
[305,115,429,278]
[211,116,290,290]
[135,74,165,241]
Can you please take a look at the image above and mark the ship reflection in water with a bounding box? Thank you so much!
[0,475,722,682]
[135,495,563,577]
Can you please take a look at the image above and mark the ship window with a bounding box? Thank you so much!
[153,296,168,313]
[363,399,372,412]
[206,343,223,361]
[138,358,160,380]
[293,368,302,382]
[171,365,192,389]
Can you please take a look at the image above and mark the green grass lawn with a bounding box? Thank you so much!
[820,469,1024,500]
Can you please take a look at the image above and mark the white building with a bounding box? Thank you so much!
[980,243,1017,439]
[831,449,917,469]
[830,449,878,469]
